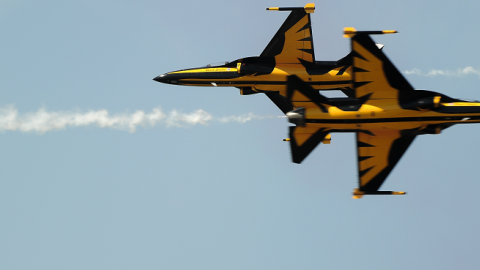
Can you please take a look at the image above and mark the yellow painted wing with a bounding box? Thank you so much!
[356,130,416,192]
[285,75,331,164]
[261,9,315,66]
[289,126,330,164]
[351,34,414,99]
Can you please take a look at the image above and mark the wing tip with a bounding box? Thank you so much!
[344,27,398,38]
[343,27,357,38]
[305,3,315,13]
[352,189,407,199]
[266,3,315,13]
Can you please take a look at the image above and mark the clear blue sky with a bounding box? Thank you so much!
[1,1,480,269]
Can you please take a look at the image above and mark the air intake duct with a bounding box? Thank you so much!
[403,96,441,110]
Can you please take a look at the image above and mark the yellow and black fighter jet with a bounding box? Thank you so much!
[285,27,480,198]
[153,3,353,113]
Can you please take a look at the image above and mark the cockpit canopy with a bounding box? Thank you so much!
[205,61,231,68]
[203,60,239,68]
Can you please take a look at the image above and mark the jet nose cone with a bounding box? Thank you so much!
[153,74,167,83]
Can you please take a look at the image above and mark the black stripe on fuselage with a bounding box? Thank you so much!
[306,115,480,124]
[167,72,241,80]
[179,80,352,86]
[437,106,480,114]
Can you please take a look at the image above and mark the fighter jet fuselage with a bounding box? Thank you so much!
[154,56,352,96]
[153,3,480,198]
[154,3,354,113]
[286,29,480,198]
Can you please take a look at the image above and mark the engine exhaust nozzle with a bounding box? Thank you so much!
[286,107,306,126]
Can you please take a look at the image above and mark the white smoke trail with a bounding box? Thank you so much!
[0,105,281,134]
[404,66,480,78]
[218,112,279,124]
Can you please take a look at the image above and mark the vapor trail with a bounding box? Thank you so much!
[404,66,480,78]
[0,105,281,134]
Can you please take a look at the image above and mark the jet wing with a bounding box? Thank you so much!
[346,28,414,99]
[354,130,415,199]
[261,4,316,67]
[346,29,418,198]
[288,126,330,164]
[285,75,332,163]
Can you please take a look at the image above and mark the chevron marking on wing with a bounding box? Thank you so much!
[275,15,314,64]
[293,126,323,146]
[353,40,398,99]
[357,130,400,187]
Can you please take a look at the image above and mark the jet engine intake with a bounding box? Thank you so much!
[237,63,275,75]
[237,63,257,75]
[322,134,331,144]
[420,125,442,135]
[239,87,259,95]
[237,57,276,76]
[403,96,442,110]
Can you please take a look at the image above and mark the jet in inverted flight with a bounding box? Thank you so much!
[285,27,480,198]
[153,3,353,113]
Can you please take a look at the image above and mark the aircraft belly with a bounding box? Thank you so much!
[303,122,423,131]
[175,66,353,93]
[301,108,480,132]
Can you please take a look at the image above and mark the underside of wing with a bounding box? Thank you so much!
[261,4,316,66]
[354,129,416,198]
[265,92,293,114]
[348,29,414,99]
